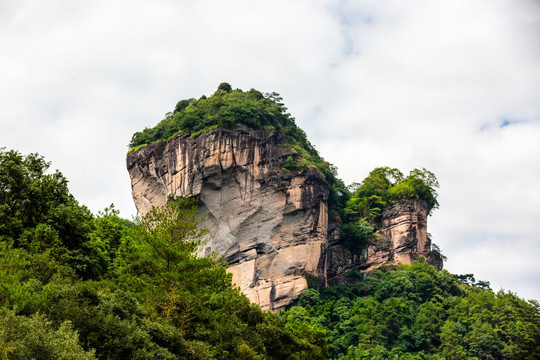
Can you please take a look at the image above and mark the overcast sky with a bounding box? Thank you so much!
[1,0,539,301]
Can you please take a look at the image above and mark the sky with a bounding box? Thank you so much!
[1,0,539,301]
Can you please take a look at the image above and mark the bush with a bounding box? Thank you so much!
[0,310,96,359]
[345,167,439,224]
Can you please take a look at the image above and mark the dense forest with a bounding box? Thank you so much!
[1,84,539,358]
[281,261,540,359]
[2,149,539,359]
[0,148,327,359]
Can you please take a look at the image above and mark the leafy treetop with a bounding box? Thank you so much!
[129,83,349,215]
[345,167,439,224]
[129,83,313,155]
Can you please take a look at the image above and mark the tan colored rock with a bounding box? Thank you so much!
[127,127,328,311]
[127,126,440,309]
[379,199,431,265]
[325,199,438,285]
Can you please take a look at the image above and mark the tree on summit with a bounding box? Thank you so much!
[217,82,232,93]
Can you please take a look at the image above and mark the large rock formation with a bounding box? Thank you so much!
[127,127,329,311]
[127,127,437,310]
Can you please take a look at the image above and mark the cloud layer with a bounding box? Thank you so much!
[1,0,539,300]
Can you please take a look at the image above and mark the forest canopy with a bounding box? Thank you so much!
[281,260,540,359]
[3,86,538,359]
[2,139,539,358]
[0,148,328,359]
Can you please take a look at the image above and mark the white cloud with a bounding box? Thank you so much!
[1,0,539,300]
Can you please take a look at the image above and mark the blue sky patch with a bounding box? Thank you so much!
[481,117,538,131]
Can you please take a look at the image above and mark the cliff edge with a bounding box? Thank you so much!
[127,126,439,310]
[128,127,329,310]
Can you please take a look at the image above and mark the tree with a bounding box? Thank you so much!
[123,196,227,293]
[217,82,232,93]
[174,99,193,114]
[340,221,375,253]
[0,148,105,279]
[0,310,96,360]
[390,168,439,213]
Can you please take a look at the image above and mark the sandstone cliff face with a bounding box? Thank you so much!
[127,127,438,310]
[127,127,329,311]
[326,199,437,285]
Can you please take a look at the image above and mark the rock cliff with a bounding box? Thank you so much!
[127,127,437,310]
[326,199,439,285]
[127,127,329,311]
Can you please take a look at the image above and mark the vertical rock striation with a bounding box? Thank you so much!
[127,127,439,310]
[325,199,438,285]
[127,127,329,311]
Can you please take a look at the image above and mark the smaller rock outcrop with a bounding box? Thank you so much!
[326,199,437,285]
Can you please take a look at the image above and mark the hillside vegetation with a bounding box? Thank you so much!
[0,148,327,359]
[2,149,538,359]
[281,260,540,359]
[129,83,311,153]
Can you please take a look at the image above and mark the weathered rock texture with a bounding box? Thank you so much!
[127,127,329,311]
[326,199,439,285]
[127,127,438,310]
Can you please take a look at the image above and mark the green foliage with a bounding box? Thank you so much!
[129,196,215,293]
[281,155,306,172]
[304,273,323,290]
[128,84,350,218]
[0,148,115,279]
[344,167,439,226]
[128,84,304,148]
[0,309,96,359]
[429,242,447,262]
[340,220,374,253]
[41,281,184,359]
[0,151,329,359]
[282,259,540,359]
[217,82,232,93]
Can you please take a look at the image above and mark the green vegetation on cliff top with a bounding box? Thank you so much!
[129,84,443,254]
[129,82,349,215]
[129,82,317,163]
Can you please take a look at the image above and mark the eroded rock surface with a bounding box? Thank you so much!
[127,127,439,310]
[127,127,328,311]
[326,199,438,285]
